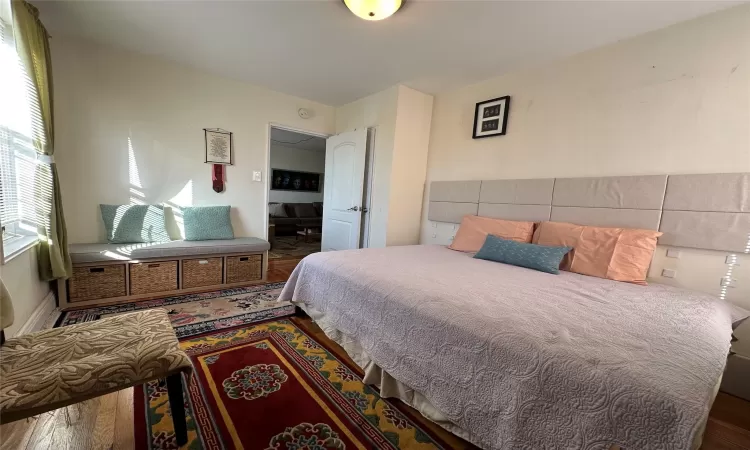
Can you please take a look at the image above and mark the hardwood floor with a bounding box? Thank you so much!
[2,256,749,450]
[267,257,302,282]
[703,394,750,449]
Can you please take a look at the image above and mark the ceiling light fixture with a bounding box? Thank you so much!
[343,0,403,21]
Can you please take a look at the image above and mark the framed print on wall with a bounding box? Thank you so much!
[204,128,233,164]
[270,169,321,192]
[472,96,510,139]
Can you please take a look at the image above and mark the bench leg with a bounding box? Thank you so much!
[166,373,188,446]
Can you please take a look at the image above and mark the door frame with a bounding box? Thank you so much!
[264,123,331,242]
[360,127,376,248]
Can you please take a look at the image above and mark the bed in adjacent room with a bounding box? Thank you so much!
[279,173,750,450]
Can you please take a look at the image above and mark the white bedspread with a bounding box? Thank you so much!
[279,245,743,450]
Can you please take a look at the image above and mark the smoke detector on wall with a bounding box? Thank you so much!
[298,108,312,119]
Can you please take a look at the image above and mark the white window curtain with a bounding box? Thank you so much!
[0,0,50,261]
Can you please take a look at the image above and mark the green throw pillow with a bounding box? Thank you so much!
[182,206,234,241]
[99,204,170,244]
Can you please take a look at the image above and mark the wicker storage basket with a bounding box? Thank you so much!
[68,264,127,302]
[226,254,263,284]
[130,261,178,295]
[182,257,223,289]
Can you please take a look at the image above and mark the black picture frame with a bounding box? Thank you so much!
[270,169,321,192]
[472,96,510,139]
[204,128,233,165]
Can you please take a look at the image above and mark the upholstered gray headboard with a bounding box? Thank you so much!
[428,173,749,252]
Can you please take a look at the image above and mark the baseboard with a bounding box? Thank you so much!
[17,290,57,335]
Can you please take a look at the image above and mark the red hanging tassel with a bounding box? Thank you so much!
[212,164,225,193]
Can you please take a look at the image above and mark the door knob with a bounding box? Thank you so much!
[347,206,360,212]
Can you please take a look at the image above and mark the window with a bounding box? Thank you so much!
[0,0,50,262]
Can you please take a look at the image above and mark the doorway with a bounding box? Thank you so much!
[266,126,327,262]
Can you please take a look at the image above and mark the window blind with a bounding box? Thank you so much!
[0,12,19,230]
[0,2,51,245]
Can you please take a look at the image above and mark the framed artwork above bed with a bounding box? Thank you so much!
[472,96,510,139]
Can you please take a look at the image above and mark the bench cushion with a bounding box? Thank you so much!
[0,309,191,423]
[69,237,270,264]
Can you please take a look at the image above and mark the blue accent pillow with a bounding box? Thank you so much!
[474,234,571,274]
[182,206,234,241]
[100,204,170,244]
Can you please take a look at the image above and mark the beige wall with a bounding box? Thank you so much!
[335,85,433,247]
[0,248,50,338]
[387,86,434,246]
[423,5,749,189]
[51,36,335,243]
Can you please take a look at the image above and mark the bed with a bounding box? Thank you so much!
[280,244,741,450]
[279,172,750,450]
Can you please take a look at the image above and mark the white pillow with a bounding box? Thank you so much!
[269,203,288,218]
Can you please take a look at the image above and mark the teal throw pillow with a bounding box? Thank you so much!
[182,206,234,241]
[474,234,571,274]
[100,204,170,244]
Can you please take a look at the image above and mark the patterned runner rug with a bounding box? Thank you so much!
[55,283,294,338]
[135,318,451,449]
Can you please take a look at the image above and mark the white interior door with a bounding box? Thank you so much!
[321,129,367,251]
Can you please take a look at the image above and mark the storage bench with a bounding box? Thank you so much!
[61,238,270,309]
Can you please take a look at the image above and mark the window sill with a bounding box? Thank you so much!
[2,236,39,264]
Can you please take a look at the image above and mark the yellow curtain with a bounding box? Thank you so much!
[12,0,71,280]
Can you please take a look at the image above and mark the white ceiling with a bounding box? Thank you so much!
[271,128,326,152]
[36,0,741,106]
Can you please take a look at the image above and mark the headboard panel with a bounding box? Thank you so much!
[551,175,667,209]
[477,178,553,222]
[659,173,750,252]
[478,204,551,222]
[662,173,749,212]
[550,175,666,231]
[428,202,478,223]
[549,207,663,230]
[479,179,554,205]
[427,172,749,252]
[430,180,481,203]
[427,181,481,223]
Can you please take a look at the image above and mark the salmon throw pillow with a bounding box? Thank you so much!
[449,216,535,252]
[533,221,661,285]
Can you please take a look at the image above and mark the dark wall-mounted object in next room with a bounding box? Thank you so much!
[270,169,321,192]
[472,96,510,139]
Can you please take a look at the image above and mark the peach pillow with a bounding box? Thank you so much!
[449,216,535,252]
[533,221,661,285]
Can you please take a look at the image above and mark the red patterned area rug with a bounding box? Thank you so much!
[134,318,451,449]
